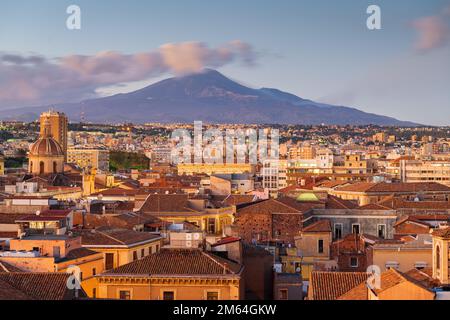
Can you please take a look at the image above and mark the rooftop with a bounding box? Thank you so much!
[103,248,243,276]
[81,226,161,247]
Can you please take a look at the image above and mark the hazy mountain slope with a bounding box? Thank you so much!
[0,69,418,126]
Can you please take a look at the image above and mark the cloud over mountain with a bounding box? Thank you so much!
[412,5,450,53]
[0,41,257,108]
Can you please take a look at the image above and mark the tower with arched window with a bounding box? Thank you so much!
[432,227,450,285]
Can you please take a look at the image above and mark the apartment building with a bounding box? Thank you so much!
[67,146,110,172]
[388,159,450,186]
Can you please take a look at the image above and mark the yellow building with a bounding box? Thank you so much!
[0,234,104,297]
[0,155,4,175]
[373,132,387,143]
[310,269,436,300]
[281,220,335,281]
[177,163,254,176]
[94,248,243,300]
[80,227,163,271]
[432,227,450,285]
[334,154,376,175]
[288,145,316,160]
[82,168,97,196]
[40,110,68,161]
[367,234,432,272]
[137,194,234,235]
[67,146,110,172]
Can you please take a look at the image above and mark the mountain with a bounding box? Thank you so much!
[0,69,418,126]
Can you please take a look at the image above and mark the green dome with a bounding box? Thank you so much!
[296,193,319,202]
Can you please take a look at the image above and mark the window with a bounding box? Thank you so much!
[377,224,386,239]
[334,224,343,239]
[352,224,360,235]
[208,218,216,234]
[385,261,399,270]
[436,245,441,270]
[279,289,288,300]
[53,246,61,258]
[163,291,175,300]
[133,251,138,261]
[318,239,324,254]
[207,292,219,300]
[79,272,83,281]
[350,257,358,268]
[92,268,96,276]
[92,288,96,299]
[141,248,145,257]
[105,253,114,270]
[119,291,131,300]
[415,262,428,270]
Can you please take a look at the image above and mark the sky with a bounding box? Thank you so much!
[0,0,449,125]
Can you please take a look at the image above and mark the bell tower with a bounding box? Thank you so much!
[432,228,450,285]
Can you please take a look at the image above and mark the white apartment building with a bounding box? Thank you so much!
[262,159,288,198]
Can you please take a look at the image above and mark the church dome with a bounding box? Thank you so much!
[29,118,64,157]
[29,137,64,157]
[296,192,319,202]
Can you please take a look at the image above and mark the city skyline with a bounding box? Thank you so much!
[0,0,449,125]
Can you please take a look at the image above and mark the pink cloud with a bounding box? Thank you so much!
[0,41,258,108]
[412,7,450,53]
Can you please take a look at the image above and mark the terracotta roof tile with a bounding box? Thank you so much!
[0,273,82,300]
[303,220,331,233]
[105,249,242,276]
[276,196,323,212]
[0,279,32,300]
[337,282,368,300]
[211,237,241,247]
[236,199,301,215]
[58,247,100,262]
[335,182,450,193]
[0,261,24,273]
[222,194,257,206]
[0,232,17,239]
[372,268,435,295]
[81,227,161,247]
[326,195,359,209]
[432,227,450,238]
[138,194,196,213]
[308,271,370,300]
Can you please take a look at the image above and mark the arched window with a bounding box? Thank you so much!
[436,245,441,270]
[53,161,57,173]
[39,161,45,174]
